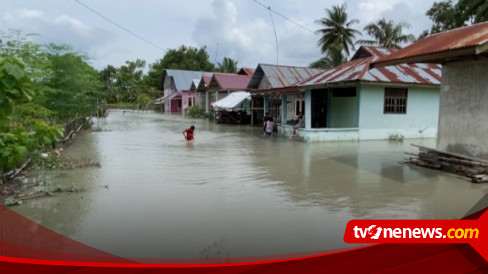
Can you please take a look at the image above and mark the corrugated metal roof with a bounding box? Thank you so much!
[152,92,181,105]
[211,91,250,110]
[163,69,213,91]
[212,73,251,90]
[372,21,488,66]
[238,67,255,76]
[248,64,324,89]
[190,79,201,91]
[299,46,441,87]
[195,75,213,91]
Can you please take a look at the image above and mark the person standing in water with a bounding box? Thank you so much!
[182,125,195,141]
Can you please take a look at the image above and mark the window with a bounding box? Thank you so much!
[295,98,305,116]
[188,97,193,107]
[384,88,407,114]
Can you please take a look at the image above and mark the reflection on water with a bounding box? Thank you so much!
[11,109,488,259]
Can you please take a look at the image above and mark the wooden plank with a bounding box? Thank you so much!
[471,174,488,183]
[411,144,488,164]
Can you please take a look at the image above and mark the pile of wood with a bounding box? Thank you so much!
[406,144,488,183]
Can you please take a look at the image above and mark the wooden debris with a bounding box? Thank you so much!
[472,175,488,183]
[408,144,488,183]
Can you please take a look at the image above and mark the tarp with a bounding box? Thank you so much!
[152,92,181,105]
[211,91,251,110]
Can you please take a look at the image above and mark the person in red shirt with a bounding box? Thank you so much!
[182,125,195,141]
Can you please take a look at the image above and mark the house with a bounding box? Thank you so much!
[267,46,442,142]
[371,22,488,159]
[160,69,212,113]
[247,64,323,125]
[205,73,251,113]
[191,74,212,112]
[237,67,255,76]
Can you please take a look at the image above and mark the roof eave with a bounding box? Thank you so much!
[371,47,477,68]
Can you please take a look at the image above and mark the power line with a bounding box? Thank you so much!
[253,0,316,34]
[73,0,166,52]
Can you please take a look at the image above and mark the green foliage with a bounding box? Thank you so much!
[358,18,416,48]
[0,57,33,120]
[0,129,32,171]
[32,120,63,149]
[216,57,238,73]
[424,0,488,36]
[41,44,101,121]
[426,0,466,34]
[458,0,488,23]
[184,106,205,118]
[314,4,361,56]
[145,45,215,90]
[310,43,346,68]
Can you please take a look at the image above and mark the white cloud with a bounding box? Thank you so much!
[1,0,440,70]
[53,15,90,30]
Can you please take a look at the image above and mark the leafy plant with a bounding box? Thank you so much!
[184,106,205,118]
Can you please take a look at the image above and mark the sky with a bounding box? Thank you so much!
[1,0,439,71]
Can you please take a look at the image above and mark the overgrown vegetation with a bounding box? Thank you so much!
[184,106,205,118]
[0,30,99,180]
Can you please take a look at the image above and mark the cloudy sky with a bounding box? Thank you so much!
[1,0,438,70]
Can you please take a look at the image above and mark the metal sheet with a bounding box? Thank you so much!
[211,91,251,110]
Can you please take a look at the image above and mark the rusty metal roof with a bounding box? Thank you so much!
[248,64,324,89]
[372,22,488,67]
[299,46,441,87]
[238,67,255,76]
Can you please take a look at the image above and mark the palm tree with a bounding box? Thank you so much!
[310,43,346,69]
[217,57,238,73]
[315,4,361,57]
[458,0,488,23]
[357,18,416,49]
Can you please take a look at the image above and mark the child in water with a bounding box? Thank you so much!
[182,125,195,141]
[265,117,274,136]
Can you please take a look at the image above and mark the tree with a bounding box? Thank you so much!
[115,59,146,103]
[426,0,465,34]
[315,4,361,56]
[216,57,238,73]
[357,18,415,48]
[42,44,101,121]
[99,65,117,103]
[145,45,215,90]
[310,43,346,69]
[458,0,488,23]
[0,57,33,120]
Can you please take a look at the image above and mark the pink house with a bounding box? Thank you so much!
[160,69,212,113]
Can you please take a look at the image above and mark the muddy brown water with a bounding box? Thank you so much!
[10,109,488,259]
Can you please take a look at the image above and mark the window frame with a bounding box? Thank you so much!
[384,88,408,114]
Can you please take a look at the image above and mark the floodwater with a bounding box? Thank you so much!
[11,110,488,259]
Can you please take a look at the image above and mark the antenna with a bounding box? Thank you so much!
[268,6,278,65]
[214,42,219,65]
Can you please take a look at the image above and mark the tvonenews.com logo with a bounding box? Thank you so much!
[343,211,488,261]
[353,225,479,240]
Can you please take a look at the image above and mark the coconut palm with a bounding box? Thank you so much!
[357,18,416,49]
[217,57,238,73]
[315,4,361,57]
[310,43,346,69]
[458,0,488,23]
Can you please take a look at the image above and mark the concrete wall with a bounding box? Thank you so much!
[358,84,439,140]
[437,59,488,159]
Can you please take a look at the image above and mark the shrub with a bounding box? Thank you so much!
[184,106,205,118]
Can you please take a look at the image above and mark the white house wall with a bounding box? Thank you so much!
[358,84,439,140]
[437,59,488,159]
